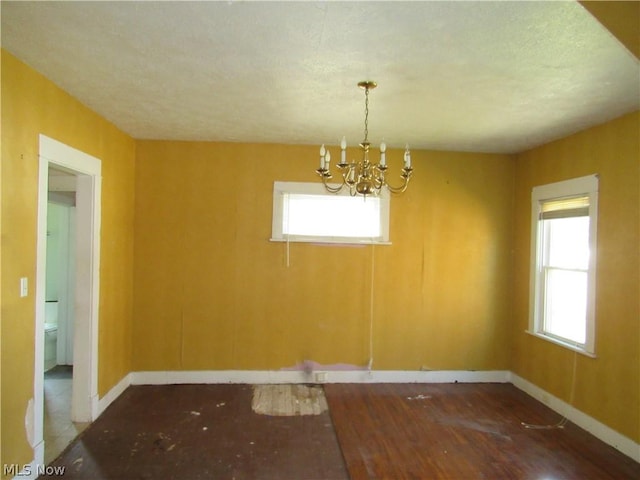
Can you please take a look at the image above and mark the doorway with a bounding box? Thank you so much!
[43,170,88,463]
[33,135,102,466]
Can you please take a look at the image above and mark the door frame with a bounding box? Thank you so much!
[33,134,101,462]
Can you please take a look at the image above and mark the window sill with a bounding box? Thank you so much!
[270,237,392,246]
[525,330,597,358]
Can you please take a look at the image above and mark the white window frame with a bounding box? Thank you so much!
[271,181,391,245]
[528,174,598,356]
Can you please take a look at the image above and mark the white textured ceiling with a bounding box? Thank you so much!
[2,1,638,153]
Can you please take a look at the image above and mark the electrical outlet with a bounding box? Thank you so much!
[20,277,28,297]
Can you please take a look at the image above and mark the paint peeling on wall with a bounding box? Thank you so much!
[24,398,34,447]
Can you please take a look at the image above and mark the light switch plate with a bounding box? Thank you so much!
[20,277,28,297]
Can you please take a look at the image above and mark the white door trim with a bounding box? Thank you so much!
[34,135,101,463]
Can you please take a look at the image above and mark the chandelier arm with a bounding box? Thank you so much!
[373,170,384,189]
[321,173,345,194]
[384,174,412,194]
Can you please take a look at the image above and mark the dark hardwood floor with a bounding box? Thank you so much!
[44,383,639,479]
[324,383,640,480]
[44,384,348,480]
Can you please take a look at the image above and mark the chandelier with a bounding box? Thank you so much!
[316,81,413,196]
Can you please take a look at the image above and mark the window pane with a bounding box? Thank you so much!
[544,268,587,344]
[530,175,598,355]
[283,194,381,238]
[544,216,590,269]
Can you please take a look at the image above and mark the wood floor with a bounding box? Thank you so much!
[325,383,640,480]
[44,384,347,480]
[44,383,639,479]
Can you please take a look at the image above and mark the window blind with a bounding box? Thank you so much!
[540,195,589,219]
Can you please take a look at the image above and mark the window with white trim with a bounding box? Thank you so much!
[529,175,598,355]
[271,181,390,244]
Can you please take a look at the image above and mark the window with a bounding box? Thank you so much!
[529,175,598,355]
[271,181,390,244]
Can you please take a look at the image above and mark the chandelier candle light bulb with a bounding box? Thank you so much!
[315,81,413,196]
[319,144,326,169]
[404,145,411,169]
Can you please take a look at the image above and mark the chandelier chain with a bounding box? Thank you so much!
[364,86,369,143]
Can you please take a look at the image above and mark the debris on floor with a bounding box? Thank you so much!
[71,457,83,472]
[406,394,432,400]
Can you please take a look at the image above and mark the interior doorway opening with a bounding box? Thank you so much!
[42,168,90,463]
[34,135,102,466]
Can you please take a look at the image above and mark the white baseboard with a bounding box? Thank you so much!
[510,373,640,463]
[96,372,132,418]
[130,369,511,385]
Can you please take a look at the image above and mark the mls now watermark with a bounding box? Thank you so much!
[3,464,66,476]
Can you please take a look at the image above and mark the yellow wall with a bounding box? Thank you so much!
[133,141,515,372]
[1,43,638,471]
[0,51,136,470]
[511,111,640,442]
